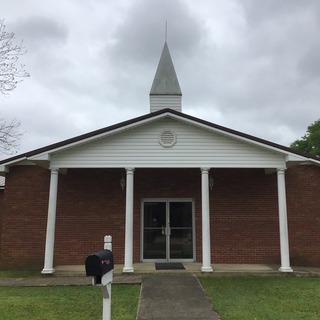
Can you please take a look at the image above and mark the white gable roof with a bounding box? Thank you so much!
[50,116,285,169]
[0,109,319,172]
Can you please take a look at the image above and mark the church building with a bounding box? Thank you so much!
[0,42,320,273]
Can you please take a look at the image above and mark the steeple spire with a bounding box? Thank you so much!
[150,42,182,113]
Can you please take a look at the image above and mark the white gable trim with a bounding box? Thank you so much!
[1,110,320,170]
[28,112,311,162]
[49,117,285,169]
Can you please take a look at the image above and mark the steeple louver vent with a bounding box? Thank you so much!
[159,130,176,148]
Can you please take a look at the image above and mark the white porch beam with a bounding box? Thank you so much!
[123,168,135,273]
[42,168,59,274]
[201,168,213,272]
[277,168,293,272]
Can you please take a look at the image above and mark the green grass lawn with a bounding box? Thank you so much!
[1,273,320,319]
[199,275,320,320]
[0,270,41,278]
[0,284,140,320]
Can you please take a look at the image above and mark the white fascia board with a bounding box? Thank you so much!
[307,158,320,166]
[0,157,42,171]
[286,154,320,166]
[53,162,287,170]
[28,153,51,161]
[0,157,28,170]
[285,154,307,162]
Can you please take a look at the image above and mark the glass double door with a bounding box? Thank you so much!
[143,200,194,261]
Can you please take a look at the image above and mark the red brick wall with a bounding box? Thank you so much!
[54,168,126,266]
[211,169,280,264]
[286,165,320,266]
[1,165,319,269]
[0,188,4,254]
[0,166,50,269]
[53,168,200,266]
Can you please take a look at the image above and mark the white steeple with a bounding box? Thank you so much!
[150,42,182,113]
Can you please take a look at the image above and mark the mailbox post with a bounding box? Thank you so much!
[85,235,114,320]
[102,235,113,320]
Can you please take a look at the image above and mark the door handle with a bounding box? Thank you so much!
[161,226,171,236]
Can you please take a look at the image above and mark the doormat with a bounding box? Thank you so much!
[155,263,185,270]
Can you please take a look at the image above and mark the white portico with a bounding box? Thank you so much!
[35,42,311,274]
[36,107,308,273]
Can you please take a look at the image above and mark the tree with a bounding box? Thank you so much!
[290,119,320,157]
[0,19,29,95]
[0,19,29,154]
[0,115,22,154]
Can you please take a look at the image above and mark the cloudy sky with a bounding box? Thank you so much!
[1,0,320,160]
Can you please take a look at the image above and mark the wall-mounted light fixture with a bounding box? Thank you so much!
[120,175,126,191]
[209,175,214,190]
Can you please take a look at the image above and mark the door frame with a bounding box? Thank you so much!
[140,198,195,262]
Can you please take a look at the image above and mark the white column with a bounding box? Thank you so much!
[123,168,135,273]
[201,168,213,272]
[42,168,59,274]
[277,168,293,272]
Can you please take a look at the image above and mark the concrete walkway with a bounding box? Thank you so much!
[137,274,220,320]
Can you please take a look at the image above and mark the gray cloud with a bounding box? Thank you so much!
[99,0,205,113]
[1,0,320,159]
[108,0,203,63]
[14,16,68,47]
[297,41,320,80]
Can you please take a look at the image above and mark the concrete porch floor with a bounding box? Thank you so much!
[54,263,320,276]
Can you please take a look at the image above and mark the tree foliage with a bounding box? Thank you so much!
[0,19,29,155]
[0,19,29,95]
[0,115,22,154]
[290,119,320,157]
